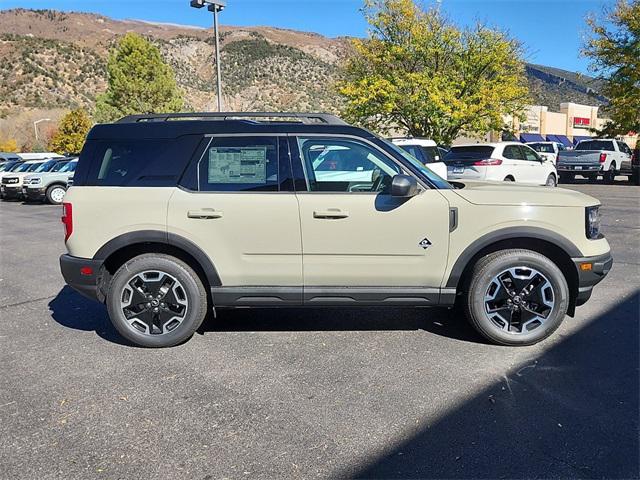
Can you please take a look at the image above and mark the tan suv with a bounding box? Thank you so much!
[60,112,612,348]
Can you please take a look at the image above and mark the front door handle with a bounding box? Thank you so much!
[187,209,223,219]
[313,209,349,219]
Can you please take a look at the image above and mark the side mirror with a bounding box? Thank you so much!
[391,174,418,197]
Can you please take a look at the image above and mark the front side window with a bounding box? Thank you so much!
[521,146,541,161]
[298,137,401,193]
[199,136,280,192]
[503,145,524,160]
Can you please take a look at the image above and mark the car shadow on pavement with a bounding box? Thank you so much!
[48,286,135,347]
[340,291,640,479]
[48,286,485,345]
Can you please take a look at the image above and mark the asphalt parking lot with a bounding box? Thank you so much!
[1,182,638,479]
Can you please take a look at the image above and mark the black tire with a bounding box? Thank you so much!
[503,176,515,182]
[631,172,639,186]
[603,164,617,184]
[545,174,557,187]
[587,175,599,183]
[45,184,66,205]
[558,173,574,184]
[464,249,569,346]
[106,254,208,348]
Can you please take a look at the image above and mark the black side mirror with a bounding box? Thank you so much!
[391,174,418,197]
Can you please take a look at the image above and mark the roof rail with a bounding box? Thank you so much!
[116,112,349,125]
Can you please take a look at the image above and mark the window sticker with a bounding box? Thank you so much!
[208,147,268,184]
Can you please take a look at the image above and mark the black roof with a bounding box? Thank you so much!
[87,112,375,140]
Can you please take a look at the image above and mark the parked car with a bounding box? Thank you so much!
[443,142,558,186]
[526,141,567,163]
[1,160,47,200]
[59,112,611,348]
[557,138,633,184]
[23,158,77,204]
[0,159,23,174]
[391,138,448,179]
[17,152,64,161]
[632,147,639,185]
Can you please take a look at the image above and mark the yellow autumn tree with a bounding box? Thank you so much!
[0,138,19,152]
[339,0,530,144]
[49,109,93,154]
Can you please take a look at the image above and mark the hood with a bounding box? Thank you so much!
[1,172,31,180]
[451,180,599,207]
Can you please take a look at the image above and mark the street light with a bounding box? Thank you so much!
[33,118,51,142]
[191,0,226,112]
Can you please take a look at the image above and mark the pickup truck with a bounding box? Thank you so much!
[557,138,633,184]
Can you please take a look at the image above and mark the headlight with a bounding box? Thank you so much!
[585,206,601,239]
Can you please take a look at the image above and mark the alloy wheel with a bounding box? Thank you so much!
[484,266,555,334]
[120,270,189,335]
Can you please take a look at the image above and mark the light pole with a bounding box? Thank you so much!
[190,0,226,112]
[33,118,51,143]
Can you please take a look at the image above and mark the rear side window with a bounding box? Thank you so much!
[444,146,495,161]
[576,140,614,151]
[198,136,282,192]
[77,136,201,187]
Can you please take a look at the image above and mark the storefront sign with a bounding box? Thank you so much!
[573,117,591,128]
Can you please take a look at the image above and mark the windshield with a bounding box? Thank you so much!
[528,143,554,153]
[0,162,14,172]
[576,140,614,151]
[28,162,45,172]
[13,162,36,173]
[444,146,495,161]
[59,161,77,173]
[51,161,70,172]
[381,140,452,189]
[33,160,57,173]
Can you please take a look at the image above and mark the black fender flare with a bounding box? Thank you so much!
[445,226,582,288]
[93,230,222,286]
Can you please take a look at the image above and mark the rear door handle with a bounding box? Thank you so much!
[313,209,349,219]
[187,209,223,219]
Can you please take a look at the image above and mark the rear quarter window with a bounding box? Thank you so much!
[74,136,201,187]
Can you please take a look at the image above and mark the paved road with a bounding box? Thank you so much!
[1,183,638,479]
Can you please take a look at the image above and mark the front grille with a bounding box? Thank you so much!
[2,177,18,184]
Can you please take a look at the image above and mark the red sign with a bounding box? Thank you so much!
[573,117,591,128]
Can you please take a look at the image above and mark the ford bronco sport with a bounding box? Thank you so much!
[60,112,612,348]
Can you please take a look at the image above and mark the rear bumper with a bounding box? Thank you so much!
[59,254,105,302]
[557,164,601,174]
[573,251,613,306]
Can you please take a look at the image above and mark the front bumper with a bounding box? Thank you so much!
[1,185,23,199]
[24,186,46,201]
[572,251,613,306]
[60,254,105,302]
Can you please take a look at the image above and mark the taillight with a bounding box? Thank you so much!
[62,202,73,241]
[599,153,607,163]
[473,158,503,166]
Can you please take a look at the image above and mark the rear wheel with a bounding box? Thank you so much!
[559,173,574,184]
[503,176,515,182]
[46,184,66,205]
[603,164,617,184]
[106,254,208,348]
[464,249,569,346]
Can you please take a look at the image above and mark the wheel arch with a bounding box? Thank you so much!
[446,228,581,315]
[93,230,222,294]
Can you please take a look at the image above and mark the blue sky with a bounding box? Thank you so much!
[1,0,612,74]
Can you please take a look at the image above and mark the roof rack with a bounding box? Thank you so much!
[116,112,349,125]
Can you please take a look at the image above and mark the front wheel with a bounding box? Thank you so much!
[106,254,208,347]
[545,174,557,187]
[464,249,569,346]
[46,184,67,205]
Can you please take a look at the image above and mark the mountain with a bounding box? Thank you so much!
[0,8,607,142]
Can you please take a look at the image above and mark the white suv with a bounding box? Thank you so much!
[391,138,448,179]
[444,142,558,186]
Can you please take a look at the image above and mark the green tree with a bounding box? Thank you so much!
[95,33,184,123]
[584,0,639,136]
[339,0,530,144]
[49,109,93,154]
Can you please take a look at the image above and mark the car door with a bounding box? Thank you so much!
[292,135,451,302]
[167,135,303,303]
[519,145,546,184]
[502,145,526,181]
